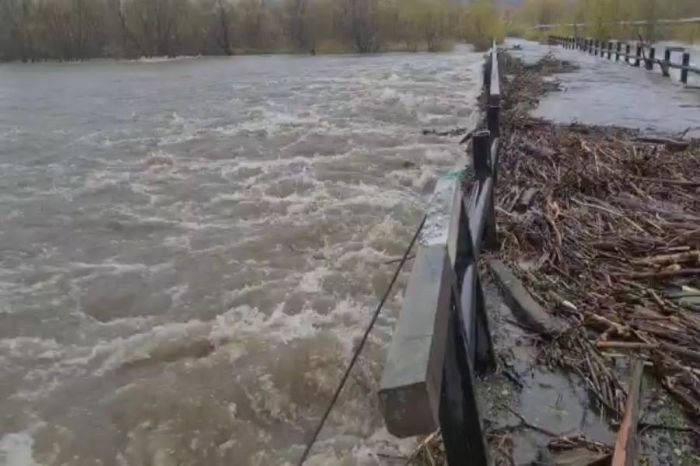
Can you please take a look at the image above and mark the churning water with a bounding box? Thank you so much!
[0,48,483,465]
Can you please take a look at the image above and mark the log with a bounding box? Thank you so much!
[615,269,700,279]
[630,176,700,188]
[634,136,689,151]
[515,188,538,213]
[612,360,644,466]
[522,141,556,158]
[633,250,700,266]
[659,342,700,365]
[596,341,656,350]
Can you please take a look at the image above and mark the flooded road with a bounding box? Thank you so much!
[0,49,482,465]
[508,39,700,137]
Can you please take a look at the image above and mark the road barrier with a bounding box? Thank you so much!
[378,44,501,466]
[550,35,700,85]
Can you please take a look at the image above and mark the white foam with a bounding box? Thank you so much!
[130,55,200,63]
[0,432,36,466]
[298,268,328,293]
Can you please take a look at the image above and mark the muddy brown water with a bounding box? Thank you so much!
[0,49,484,465]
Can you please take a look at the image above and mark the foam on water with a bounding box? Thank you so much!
[0,47,483,465]
[0,432,36,466]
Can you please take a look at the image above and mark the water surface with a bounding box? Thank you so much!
[0,49,483,465]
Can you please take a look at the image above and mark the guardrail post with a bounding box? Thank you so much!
[635,45,642,67]
[681,52,691,84]
[607,41,613,59]
[483,52,492,92]
[663,48,672,77]
[646,47,655,70]
[440,286,490,466]
[616,42,621,61]
[472,131,497,252]
[487,46,500,140]
[472,131,491,182]
[625,43,631,64]
[487,106,499,140]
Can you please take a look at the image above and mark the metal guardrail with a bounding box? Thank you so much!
[533,17,700,31]
[550,35,700,85]
[378,44,501,466]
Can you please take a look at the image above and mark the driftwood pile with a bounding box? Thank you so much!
[496,53,700,438]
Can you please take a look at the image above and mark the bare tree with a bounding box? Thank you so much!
[343,0,381,53]
[214,0,233,54]
[1,0,36,61]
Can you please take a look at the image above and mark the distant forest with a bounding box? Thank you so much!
[514,0,700,41]
[0,0,504,62]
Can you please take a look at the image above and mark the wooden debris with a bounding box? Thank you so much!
[514,188,538,213]
[494,50,700,456]
[549,447,611,466]
[612,360,644,466]
[634,136,690,151]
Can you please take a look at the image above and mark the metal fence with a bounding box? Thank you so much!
[550,35,700,85]
[377,45,502,466]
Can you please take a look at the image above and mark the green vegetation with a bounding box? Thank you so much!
[510,0,700,42]
[0,0,506,62]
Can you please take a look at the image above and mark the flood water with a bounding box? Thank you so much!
[508,38,700,137]
[0,49,483,465]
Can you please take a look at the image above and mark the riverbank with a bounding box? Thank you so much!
[0,40,463,64]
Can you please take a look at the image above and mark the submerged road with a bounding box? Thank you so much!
[508,38,700,138]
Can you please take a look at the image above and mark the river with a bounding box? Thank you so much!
[0,48,483,465]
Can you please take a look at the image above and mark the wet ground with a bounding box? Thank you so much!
[478,44,699,466]
[506,38,700,138]
[477,277,615,465]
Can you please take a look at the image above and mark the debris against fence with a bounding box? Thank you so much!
[496,51,700,437]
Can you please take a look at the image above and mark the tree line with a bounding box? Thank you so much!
[512,0,700,42]
[0,0,504,62]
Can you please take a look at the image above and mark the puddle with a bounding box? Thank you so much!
[477,277,615,464]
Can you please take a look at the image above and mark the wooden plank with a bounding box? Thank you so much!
[419,177,458,251]
[612,360,644,466]
[488,259,566,336]
[378,245,454,437]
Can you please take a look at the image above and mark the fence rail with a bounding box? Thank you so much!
[533,17,700,30]
[550,35,700,85]
[378,44,501,466]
